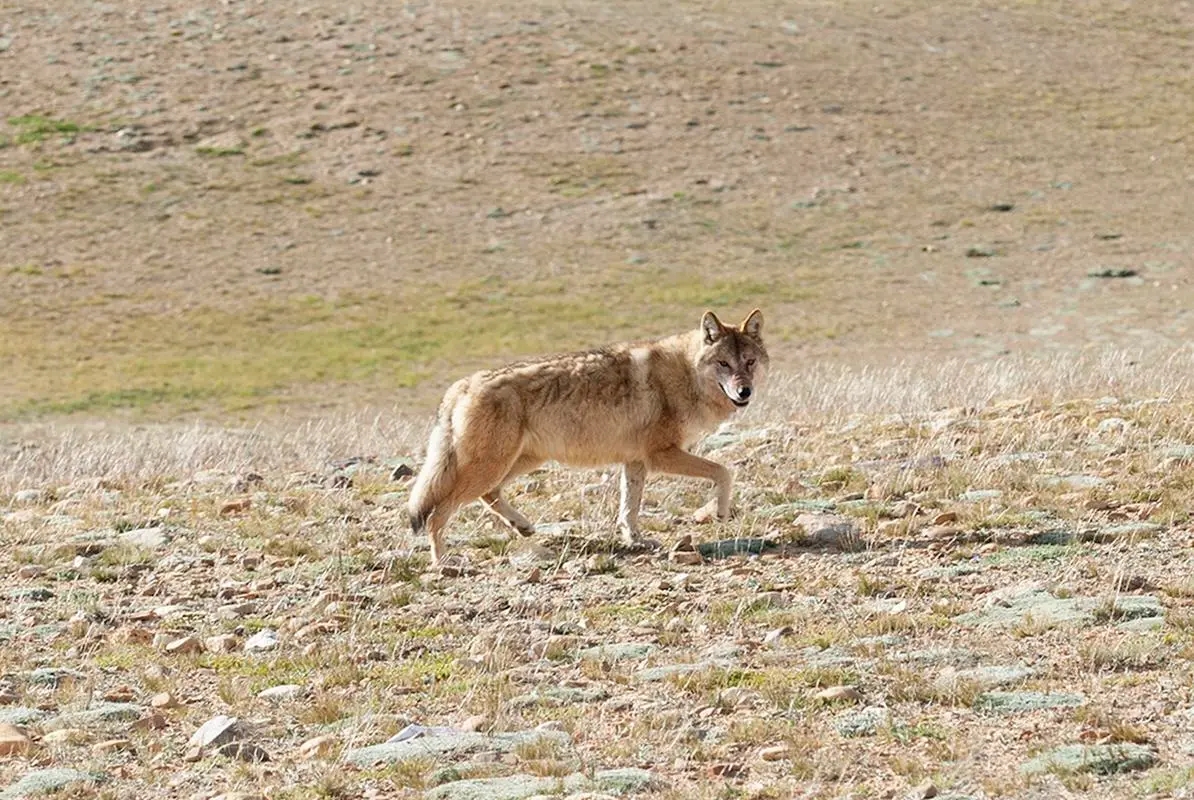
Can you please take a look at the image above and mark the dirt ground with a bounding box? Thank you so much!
[5,2,1194,800]
[3,0,1194,420]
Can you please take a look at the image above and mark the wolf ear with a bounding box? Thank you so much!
[701,311,725,344]
[741,308,763,340]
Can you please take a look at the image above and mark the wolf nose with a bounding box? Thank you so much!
[738,386,752,400]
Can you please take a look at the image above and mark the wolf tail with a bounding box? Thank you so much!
[408,412,456,534]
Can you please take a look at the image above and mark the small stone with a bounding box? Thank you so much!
[816,685,862,703]
[91,738,133,755]
[0,723,32,756]
[118,527,169,549]
[220,498,252,515]
[459,714,488,732]
[257,684,305,702]
[759,744,790,761]
[43,728,87,745]
[205,634,240,653]
[130,711,167,732]
[763,626,793,645]
[16,565,45,579]
[12,489,42,504]
[0,689,19,706]
[165,635,203,655]
[244,629,279,653]
[150,692,178,709]
[931,511,958,525]
[102,686,136,703]
[793,513,862,551]
[216,741,271,762]
[706,761,745,778]
[297,734,337,760]
[911,781,939,799]
[188,715,242,749]
[670,550,704,566]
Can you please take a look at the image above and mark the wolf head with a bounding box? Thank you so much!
[696,309,769,409]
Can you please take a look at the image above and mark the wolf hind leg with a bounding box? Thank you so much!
[481,454,543,536]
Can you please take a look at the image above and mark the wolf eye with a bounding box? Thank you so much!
[745,359,755,368]
[717,360,730,369]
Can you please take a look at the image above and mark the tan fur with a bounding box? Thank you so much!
[409,309,769,565]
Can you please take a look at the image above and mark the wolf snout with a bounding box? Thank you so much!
[738,386,752,400]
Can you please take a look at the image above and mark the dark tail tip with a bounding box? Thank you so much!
[410,508,430,533]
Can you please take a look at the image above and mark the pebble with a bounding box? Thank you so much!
[43,728,86,745]
[164,635,204,655]
[297,734,337,760]
[205,634,240,653]
[257,684,306,702]
[91,738,133,755]
[16,565,45,579]
[244,629,280,653]
[189,715,243,749]
[763,626,793,645]
[216,741,271,762]
[150,692,178,709]
[759,744,790,761]
[816,685,863,703]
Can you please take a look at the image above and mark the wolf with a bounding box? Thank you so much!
[408,309,768,565]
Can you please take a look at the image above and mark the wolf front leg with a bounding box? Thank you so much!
[617,461,647,545]
[648,447,732,523]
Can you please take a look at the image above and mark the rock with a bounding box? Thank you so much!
[24,668,84,687]
[150,692,178,709]
[815,685,862,703]
[219,497,252,515]
[931,511,958,525]
[974,691,1085,715]
[759,744,790,761]
[792,514,862,551]
[345,728,571,767]
[1020,743,1155,775]
[8,588,53,602]
[42,703,142,731]
[15,566,44,579]
[632,661,719,683]
[910,781,939,799]
[101,686,135,703]
[117,527,169,549]
[1040,474,1106,491]
[244,629,280,653]
[957,489,1003,502]
[834,706,891,738]
[216,741,270,762]
[0,769,107,799]
[188,715,243,749]
[0,708,44,726]
[422,768,664,800]
[953,589,1163,629]
[11,489,42,505]
[706,762,745,778]
[165,635,204,655]
[91,738,132,755]
[297,735,337,759]
[935,665,1032,691]
[696,538,774,558]
[577,642,656,662]
[763,626,793,645]
[670,550,704,566]
[507,686,609,708]
[204,634,239,653]
[43,729,86,745]
[130,712,167,732]
[0,724,31,756]
[195,132,247,156]
[257,684,306,702]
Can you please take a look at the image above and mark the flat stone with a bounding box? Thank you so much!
[577,642,656,662]
[792,513,862,550]
[952,590,1163,630]
[1040,474,1105,490]
[936,665,1032,691]
[244,629,280,653]
[42,702,142,731]
[834,706,891,738]
[974,691,1085,715]
[0,724,31,757]
[957,490,1003,502]
[0,708,46,726]
[257,684,306,702]
[632,661,718,684]
[118,527,170,549]
[189,715,243,749]
[696,538,774,558]
[345,728,571,767]
[422,767,663,800]
[0,769,107,800]
[1020,743,1155,775]
[8,588,53,602]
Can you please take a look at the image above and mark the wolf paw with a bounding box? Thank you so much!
[692,501,732,524]
[622,535,661,553]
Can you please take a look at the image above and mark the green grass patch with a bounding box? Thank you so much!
[8,114,87,144]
